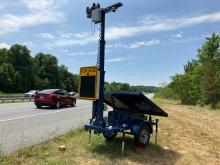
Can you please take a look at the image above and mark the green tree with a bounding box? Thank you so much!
[198,33,220,109]
[0,63,16,92]
[9,44,35,92]
[34,53,60,89]
[0,48,10,65]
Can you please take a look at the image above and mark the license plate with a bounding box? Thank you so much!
[40,96,44,99]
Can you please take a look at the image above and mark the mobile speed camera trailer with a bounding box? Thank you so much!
[79,2,168,153]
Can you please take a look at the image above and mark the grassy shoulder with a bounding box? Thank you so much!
[0,92,23,97]
[1,98,220,165]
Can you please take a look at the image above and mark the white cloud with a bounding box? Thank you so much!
[106,58,125,63]
[171,31,183,38]
[171,36,201,43]
[59,49,69,53]
[45,11,220,48]
[0,1,65,36]
[129,39,160,48]
[46,32,98,47]
[21,41,35,47]
[36,12,220,49]
[108,39,160,49]
[22,0,66,10]
[106,11,220,40]
[60,33,75,39]
[68,51,97,57]
[53,34,97,47]
[60,32,89,39]
[39,33,55,39]
[0,11,63,36]
[0,42,11,49]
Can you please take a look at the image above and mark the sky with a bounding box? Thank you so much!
[0,0,220,86]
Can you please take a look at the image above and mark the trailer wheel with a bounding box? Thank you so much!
[134,125,150,147]
[103,132,117,141]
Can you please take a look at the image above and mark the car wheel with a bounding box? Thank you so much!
[71,99,76,107]
[56,101,61,109]
[134,125,150,147]
[103,132,117,141]
[36,105,42,109]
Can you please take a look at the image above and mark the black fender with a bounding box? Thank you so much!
[131,121,153,135]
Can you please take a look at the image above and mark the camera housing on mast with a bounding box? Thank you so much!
[86,3,101,23]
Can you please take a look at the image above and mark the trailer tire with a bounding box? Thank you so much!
[134,125,150,147]
[103,132,117,141]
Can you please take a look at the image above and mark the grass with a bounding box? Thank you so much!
[0,98,220,165]
[0,92,23,97]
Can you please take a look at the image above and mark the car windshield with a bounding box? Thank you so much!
[39,89,59,94]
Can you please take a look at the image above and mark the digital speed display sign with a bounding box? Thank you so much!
[79,66,100,100]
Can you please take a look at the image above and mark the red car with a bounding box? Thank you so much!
[34,89,76,109]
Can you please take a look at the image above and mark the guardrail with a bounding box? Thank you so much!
[0,96,34,103]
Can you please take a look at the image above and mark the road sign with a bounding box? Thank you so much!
[79,66,100,100]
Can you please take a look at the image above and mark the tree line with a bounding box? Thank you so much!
[105,82,159,93]
[156,33,220,109]
[0,44,79,93]
[0,44,158,94]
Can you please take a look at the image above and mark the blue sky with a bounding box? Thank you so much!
[0,0,220,86]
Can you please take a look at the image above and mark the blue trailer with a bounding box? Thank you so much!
[84,3,168,148]
[85,92,168,147]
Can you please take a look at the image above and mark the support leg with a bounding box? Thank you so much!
[122,131,125,156]
[89,129,92,144]
[155,119,159,145]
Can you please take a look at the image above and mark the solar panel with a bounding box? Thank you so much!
[104,92,168,117]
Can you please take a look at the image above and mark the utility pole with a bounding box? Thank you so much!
[14,66,28,92]
[86,2,123,127]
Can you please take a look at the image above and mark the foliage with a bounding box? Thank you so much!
[154,86,177,100]
[198,33,220,109]
[156,33,220,109]
[105,82,159,93]
[0,45,78,93]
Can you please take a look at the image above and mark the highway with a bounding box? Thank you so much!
[0,100,92,153]
[0,94,154,153]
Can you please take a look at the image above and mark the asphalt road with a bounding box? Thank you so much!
[0,100,92,153]
[0,93,154,154]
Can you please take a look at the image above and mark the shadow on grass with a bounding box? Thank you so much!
[89,135,180,165]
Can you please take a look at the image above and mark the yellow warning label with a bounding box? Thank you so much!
[80,66,98,76]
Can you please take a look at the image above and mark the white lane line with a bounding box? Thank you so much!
[0,101,89,111]
[0,104,91,123]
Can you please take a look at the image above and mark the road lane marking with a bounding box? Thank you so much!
[0,104,91,123]
[0,101,90,111]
